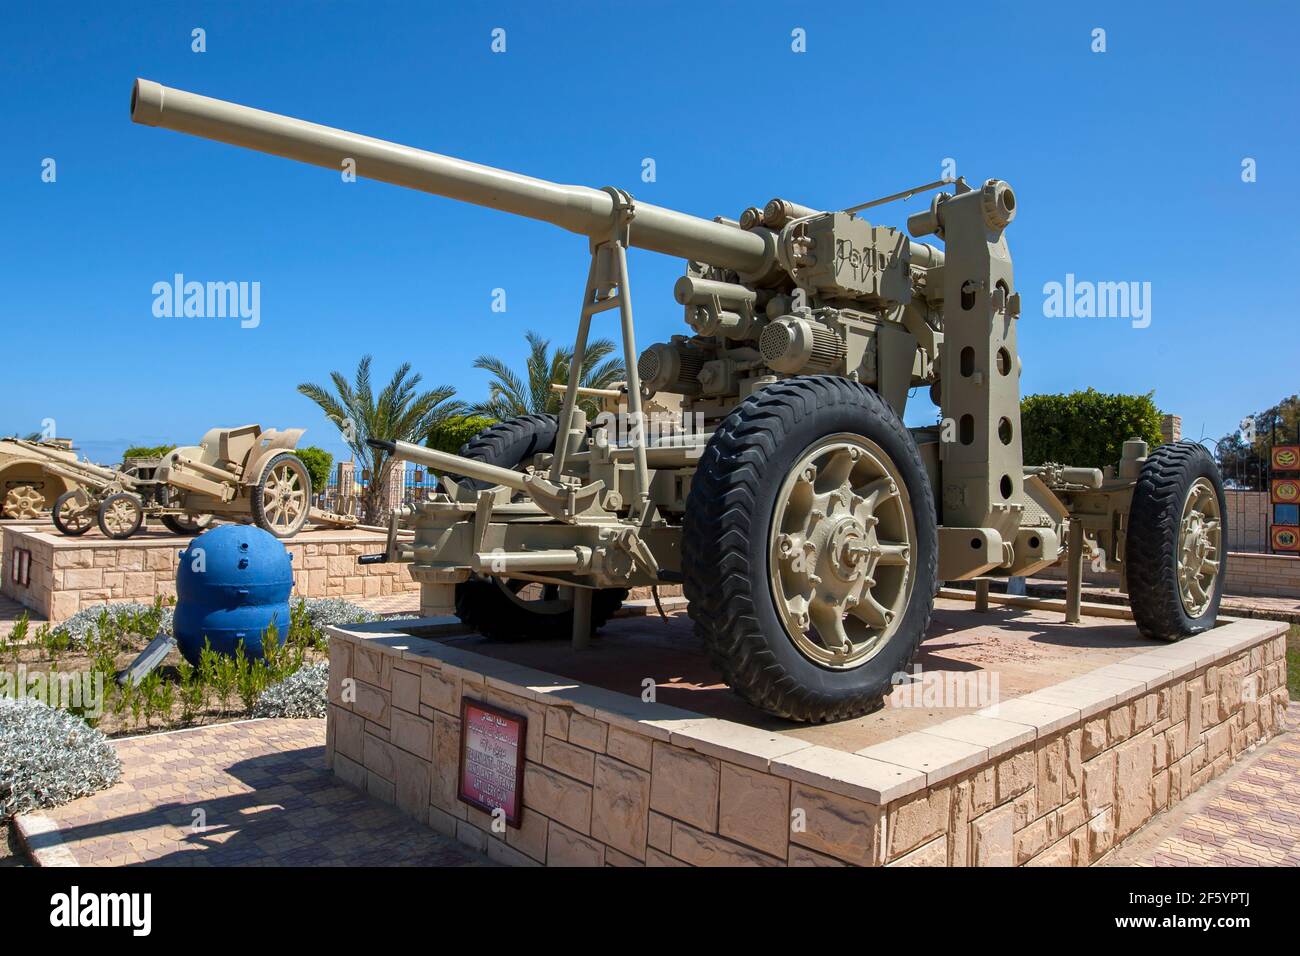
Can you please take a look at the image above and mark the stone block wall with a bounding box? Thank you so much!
[1,526,416,622]
[1220,553,1300,599]
[324,617,1288,866]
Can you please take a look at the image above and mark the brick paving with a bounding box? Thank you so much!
[1107,703,1300,867]
[15,718,489,867]
[0,592,44,639]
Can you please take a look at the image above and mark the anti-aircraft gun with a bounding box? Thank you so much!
[132,79,1227,722]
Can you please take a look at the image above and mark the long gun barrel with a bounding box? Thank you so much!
[14,440,138,489]
[130,79,772,276]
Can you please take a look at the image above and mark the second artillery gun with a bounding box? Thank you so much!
[8,439,209,538]
[19,424,355,539]
[132,79,1227,722]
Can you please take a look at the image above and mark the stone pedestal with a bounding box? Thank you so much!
[324,605,1288,867]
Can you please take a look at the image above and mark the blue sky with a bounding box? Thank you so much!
[2,0,1296,466]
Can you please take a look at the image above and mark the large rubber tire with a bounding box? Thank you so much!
[453,414,627,640]
[250,452,312,538]
[52,489,94,536]
[1126,441,1227,641]
[458,414,560,492]
[683,375,938,722]
[456,579,629,642]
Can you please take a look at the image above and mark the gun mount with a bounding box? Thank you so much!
[134,79,1228,723]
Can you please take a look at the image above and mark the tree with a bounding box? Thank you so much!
[297,356,464,522]
[1214,394,1299,489]
[1020,389,1164,469]
[295,446,333,494]
[469,331,624,421]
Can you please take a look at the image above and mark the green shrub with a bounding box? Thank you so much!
[122,444,176,460]
[425,415,498,455]
[295,446,333,493]
[1021,389,1164,469]
[176,660,205,725]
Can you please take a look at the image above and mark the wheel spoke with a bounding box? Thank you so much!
[854,478,894,512]
[809,602,850,652]
[875,542,910,567]
[849,590,891,629]
[818,448,855,490]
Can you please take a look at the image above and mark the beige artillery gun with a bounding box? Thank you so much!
[153,424,357,538]
[133,80,1227,722]
[0,438,81,519]
[18,424,356,539]
[14,439,209,538]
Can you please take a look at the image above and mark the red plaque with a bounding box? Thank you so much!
[1271,445,1300,471]
[1272,525,1300,552]
[458,698,526,827]
[1272,478,1300,504]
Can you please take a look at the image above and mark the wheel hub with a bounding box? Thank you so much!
[1177,477,1221,618]
[770,435,915,669]
[264,463,306,530]
[105,499,136,533]
[4,485,44,519]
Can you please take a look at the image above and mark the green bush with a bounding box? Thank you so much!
[122,444,176,459]
[1021,389,1164,469]
[295,446,333,493]
[425,414,498,455]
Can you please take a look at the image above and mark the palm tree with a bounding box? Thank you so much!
[298,355,464,523]
[469,331,625,420]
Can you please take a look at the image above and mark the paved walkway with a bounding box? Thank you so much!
[1106,703,1300,867]
[0,593,43,640]
[16,719,488,867]
[14,699,1295,868]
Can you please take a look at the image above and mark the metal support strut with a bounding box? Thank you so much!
[571,586,594,651]
[1065,517,1084,624]
[551,188,653,524]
